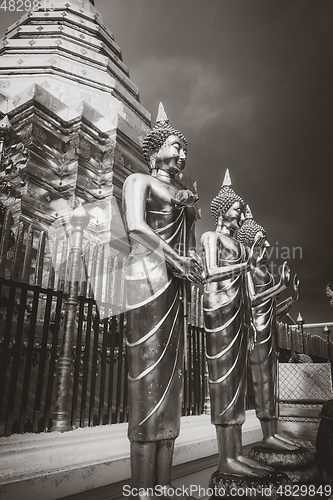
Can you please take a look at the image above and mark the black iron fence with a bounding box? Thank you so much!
[0,278,207,436]
[277,321,333,361]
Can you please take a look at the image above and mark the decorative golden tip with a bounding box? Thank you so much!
[70,203,90,228]
[0,115,12,135]
[222,168,232,188]
[156,102,169,124]
[244,205,253,220]
[296,312,304,325]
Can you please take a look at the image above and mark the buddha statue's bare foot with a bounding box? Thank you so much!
[262,435,299,451]
[218,458,269,477]
[273,433,301,449]
[237,454,274,472]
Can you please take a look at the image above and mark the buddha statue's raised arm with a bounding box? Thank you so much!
[275,274,300,320]
[248,261,291,307]
[200,231,249,283]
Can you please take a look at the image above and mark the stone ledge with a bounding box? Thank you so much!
[0,410,262,500]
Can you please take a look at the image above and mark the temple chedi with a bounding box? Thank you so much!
[0,0,151,259]
[0,0,153,437]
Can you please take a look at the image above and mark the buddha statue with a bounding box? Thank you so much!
[235,207,300,451]
[201,170,274,477]
[122,103,203,499]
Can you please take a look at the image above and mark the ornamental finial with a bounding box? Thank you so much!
[156,102,169,125]
[70,203,90,228]
[296,312,304,325]
[244,205,253,220]
[0,115,12,138]
[222,168,232,188]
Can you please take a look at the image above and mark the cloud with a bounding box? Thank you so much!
[132,56,256,135]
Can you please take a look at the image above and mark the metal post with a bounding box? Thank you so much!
[324,325,333,386]
[52,204,90,432]
[296,312,304,354]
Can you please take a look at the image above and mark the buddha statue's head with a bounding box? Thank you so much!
[142,103,188,176]
[235,205,270,254]
[211,169,245,232]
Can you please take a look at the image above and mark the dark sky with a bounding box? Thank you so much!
[1,1,333,323]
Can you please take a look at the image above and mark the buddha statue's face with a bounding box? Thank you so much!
[222,201,245,232]
[155,134,187,175]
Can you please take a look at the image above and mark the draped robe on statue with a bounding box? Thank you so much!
[203,241,249,426]
[125,206,186,442]
[250,271,278,420]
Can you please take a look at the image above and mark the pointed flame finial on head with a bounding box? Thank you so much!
[244,205,253,220]
[210,168,244,224]
[222,168,232,188]
[156,102,169,125]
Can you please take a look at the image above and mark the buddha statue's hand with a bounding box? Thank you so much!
[172,254,205,284]
[248,235,266,269]
[171,190,199,208]
[279,261,291,288]
[292,274,300,302]
[247,321,257,354]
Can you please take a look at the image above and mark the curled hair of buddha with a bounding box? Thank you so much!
[142,102,187,170]
[210,169,244,225]
[234,216,266,248]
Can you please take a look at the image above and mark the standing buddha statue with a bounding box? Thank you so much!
[234,207,300,451]
[200,169,273,477]
[122,103,203,499]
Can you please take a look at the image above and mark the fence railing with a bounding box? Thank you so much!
[277,321,333,360]
[0,278,209,436]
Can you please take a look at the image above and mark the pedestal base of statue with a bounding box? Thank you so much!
[208,470,290,499]
[248,446,320,483]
